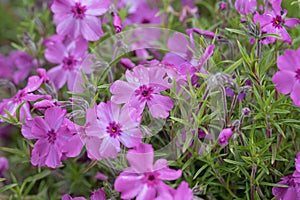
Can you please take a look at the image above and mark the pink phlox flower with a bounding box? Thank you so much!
[80,102,142,160]
[0,88,51,121]
[9,50,37,85]
[114,143,182,200]
[45,36,93,91]
[110,65,173,119]
[272,47,300,107]
[96,101,142,158]
[51,0,110,41]
[21,106,81,168]
[124,2,161,25]
[253,0,300,45]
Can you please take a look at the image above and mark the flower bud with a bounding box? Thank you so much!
[218,128,233,146]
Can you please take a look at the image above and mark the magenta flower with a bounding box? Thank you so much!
[110,65,173,119]
[0,88,51,121]
[9,50,37,85]
[235,0,256,15]
[253,0,300,45]
[45,36,92,90]
[96,101,142,158]
[21,107,83,168]
[272,47,300,107]
[51,0,110,41]
[114,143,182,200]
[80,102,141,160]
[218,128,233,146]
[0,157,9,177]
[124,3,161,25]
[112,12,122,33]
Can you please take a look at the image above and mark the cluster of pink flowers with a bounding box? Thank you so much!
[1,0,300,199]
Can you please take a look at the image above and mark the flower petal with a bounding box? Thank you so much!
[272,71,296,94]
[80,16,103,41]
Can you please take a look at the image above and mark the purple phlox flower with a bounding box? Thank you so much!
[80,102,142,159]
[0,157,9,177]
[95,172,108,181]
[235,0,257,15]
[62,194,86,200]
[110,65,173,119]
[9,51,37,85]
[96,101,142,159]
[45,36,92,91]
[90,188,107,200]
[21,106,81,168]
[126,28,162,60]
[124,3,161,25]
[218,128,233,146]
[161,32,197,82]
[112,12,122,33]
[51,0,110,41]
[0,88,51,121]
[162,33,214,87]
[253,0,300,45]
[114,143,182,200]
[272,47,300,107]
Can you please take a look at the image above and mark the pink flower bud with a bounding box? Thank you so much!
[218,128,233,146]
[112,13,122,33]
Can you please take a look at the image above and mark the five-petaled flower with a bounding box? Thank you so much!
[110,65,174,119]
[51,0,110,41]
[272,47,300,108]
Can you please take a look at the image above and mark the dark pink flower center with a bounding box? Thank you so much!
[63,55,77,70]
[135,85,154,102]
[72,3,87,19]
[106,121,122,138]
[47,129,56,144]
[12,90,27,103]
[142,171,160,186]
[141,19,151,24]
[295,69,300,82]
[272,15,285,29]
